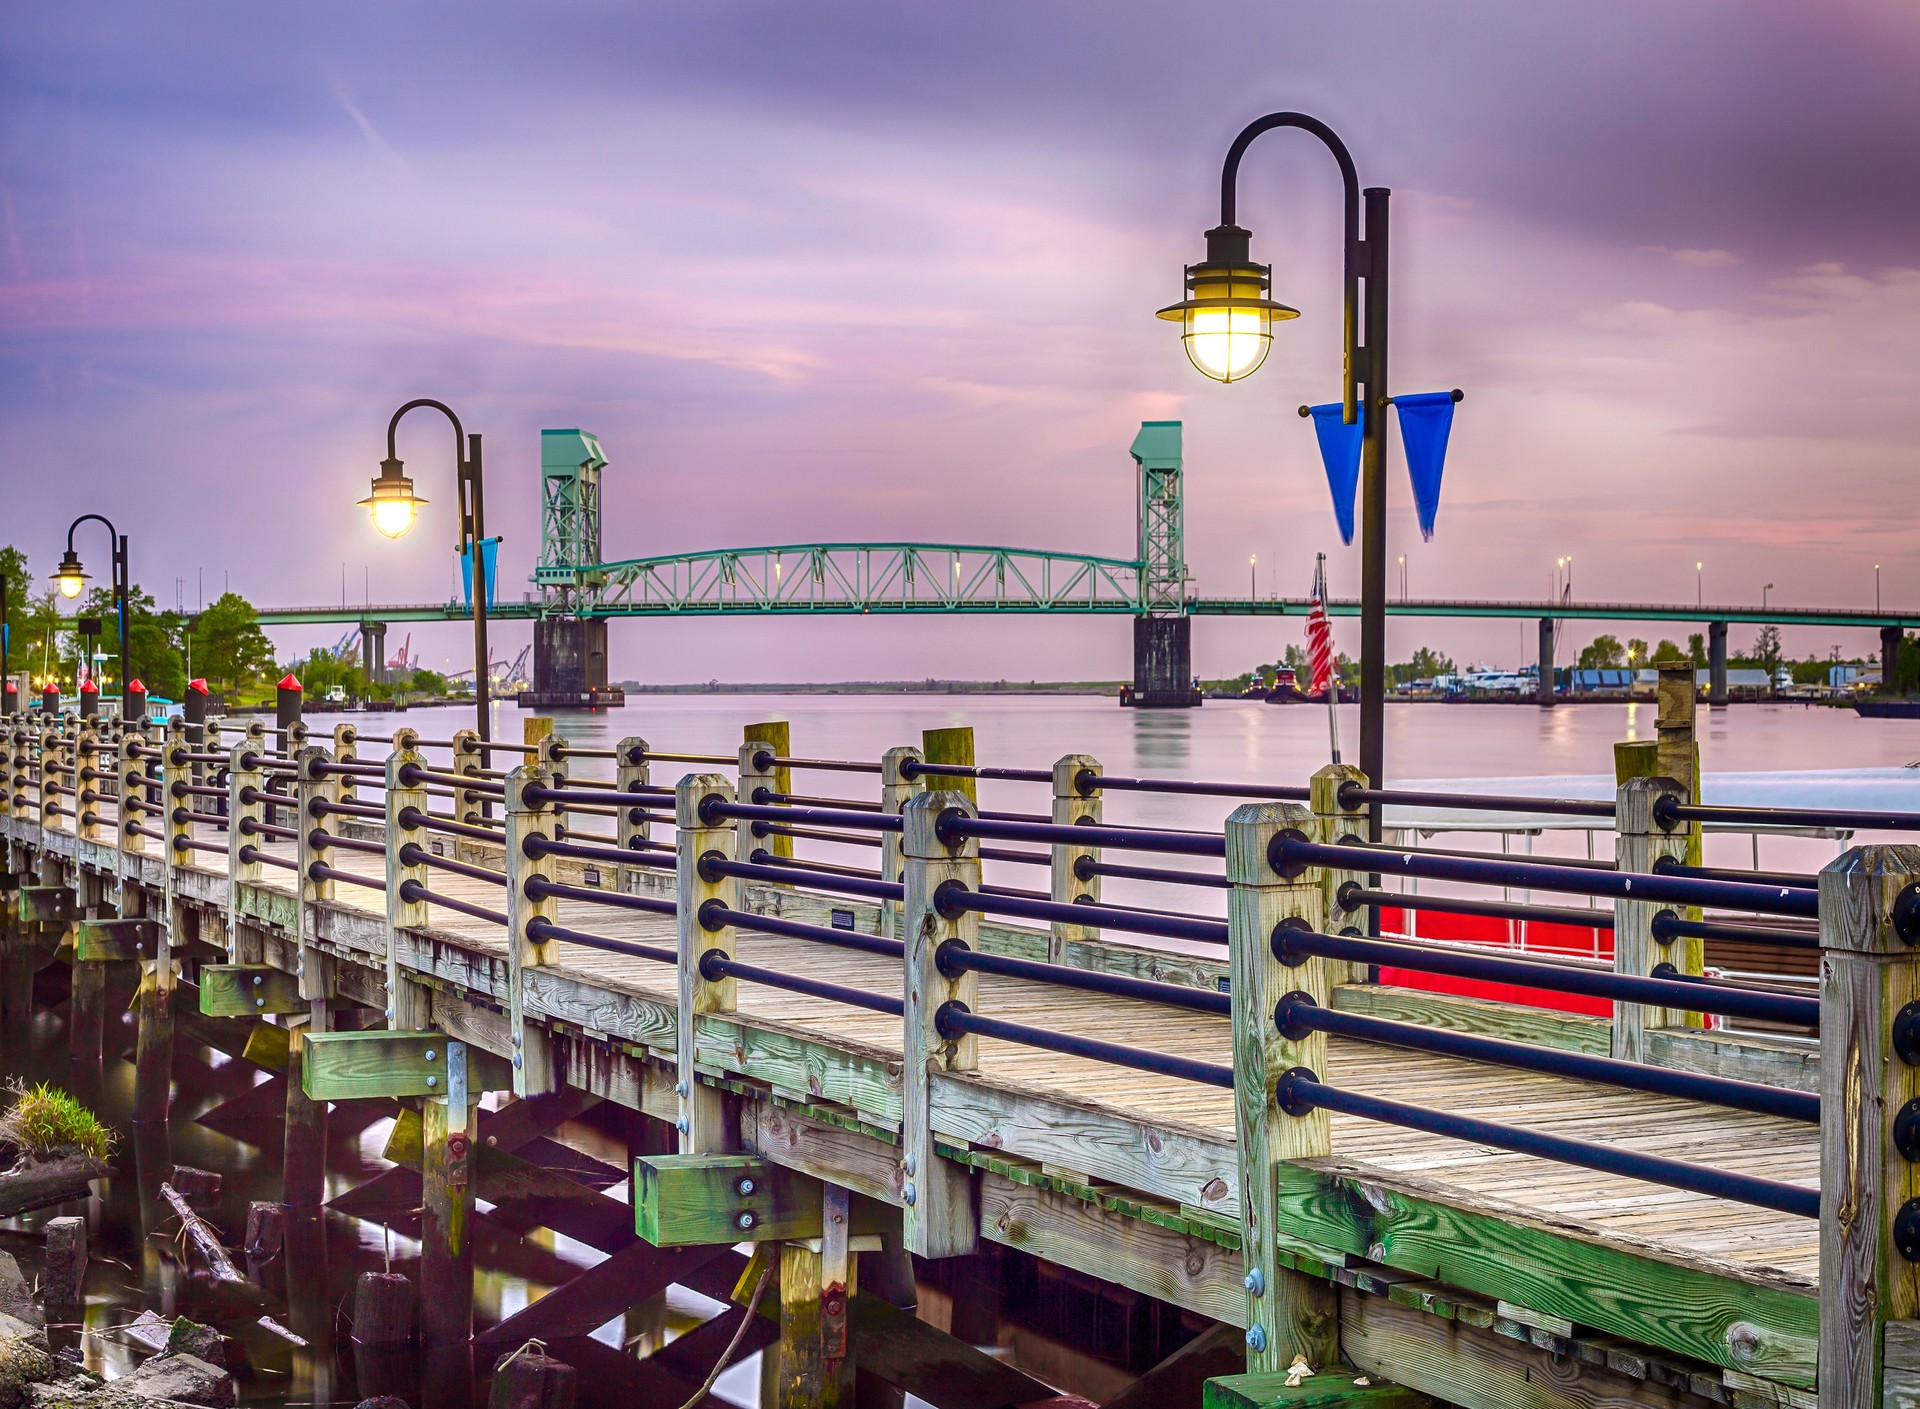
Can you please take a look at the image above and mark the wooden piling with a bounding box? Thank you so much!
[675,773,739,1154]
[776,1194,858,1409]
[1818,843,1920,1409]
[282,1022,328,1208]
[615,735,650,893]
[420,1090,475,1357]
[920,727,976,804]
[488,1347,577,1409]
[900,789,980,1259]
[1226,801,1337,1376]
[40,1215,87,1306]
[1613,776,1698,1062]
[505,763,559,1095]
[879,746,923,940]
[352,1270,416,1346]
[384,742,432,1030]
[1310,763,1371,977]
[1049,755,1101,964]
[743,721,792,858]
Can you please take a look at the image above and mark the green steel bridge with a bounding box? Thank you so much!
[249,422,1913,703]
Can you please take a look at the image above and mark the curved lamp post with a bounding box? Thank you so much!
[361,398,492,742]
[50,515,130,700]
[1160,112,1390,827]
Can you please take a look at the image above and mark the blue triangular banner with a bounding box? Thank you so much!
[1306,402,1365,546]
[459,537,501,611]
[1393,391,1457,541]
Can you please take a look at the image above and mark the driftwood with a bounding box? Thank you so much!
[256,1315,307,1347]
[159,1181,245,1285]
[0,1152,109,1220]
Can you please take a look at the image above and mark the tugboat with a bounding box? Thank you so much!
[1263,667,1356,705]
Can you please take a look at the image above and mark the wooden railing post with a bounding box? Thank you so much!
[384,743,431,1031]
[1049,754,1101,964]
[116,729,145,886]
[616,735,650,893]
[504,763,558,1096]
[39,723,65,835]
[451,728,483,851]
[899,789,980,1259]
[742,720,790,858]
[226,742,265,960]
[1225,801,1337,1375]
[332,722,358,808]
[162,720,191,951]
[1311,763,1371,983]
[880,747,923,938]
[73,721,102,843]
[1818,843,1920,1409]
[675,774,738,1153]
[1613,776,1696,1063]
[295,744,337,1011]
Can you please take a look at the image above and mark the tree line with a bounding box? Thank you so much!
[2,544,452,703]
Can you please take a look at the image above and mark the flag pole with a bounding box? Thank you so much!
[1319,553,1343,765]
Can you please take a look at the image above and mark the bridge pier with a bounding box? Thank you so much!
[1537,618,1555,706]
[361,622,387,685]
[523,617,623,709]
[1125,617,1201,708]
[1883,624,1903,694]
[1708,621,1728,706]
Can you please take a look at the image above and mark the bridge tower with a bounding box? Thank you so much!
[524,430,622,708]
[1127,421,1201,707]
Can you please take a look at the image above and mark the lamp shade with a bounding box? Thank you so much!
[1156,224,1298,383]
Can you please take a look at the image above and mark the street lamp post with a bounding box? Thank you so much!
[50,516,130,702]
[1249,553,1257,600]
[1696,562,1702,608]
[1160,113,1392,824]
[1876,564,1882,612]
[1764,583,1774,610]
[361,399,492,743]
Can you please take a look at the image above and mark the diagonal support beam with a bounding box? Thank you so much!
[470,1239,738,1352]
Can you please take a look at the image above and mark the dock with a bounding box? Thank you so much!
[0,662,1904,1409]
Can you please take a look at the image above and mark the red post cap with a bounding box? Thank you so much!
[127,678,146,692]
[187,678,210,695]
[278,673,303,691]
[2,681,14,693]
[80,678,99,694]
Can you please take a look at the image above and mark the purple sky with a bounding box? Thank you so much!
[4,2,1918,681]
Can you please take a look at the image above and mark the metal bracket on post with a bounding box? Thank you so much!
[900,789,981,1259]
[504,763,558,1095]
[880,747,923,941]
[385,745,431,1030]
[616,736,650,894]
[1226,800,1337,1375]
[1049,754,1101,965]
[1614,776,1695,1063]
[675,774,738,1153]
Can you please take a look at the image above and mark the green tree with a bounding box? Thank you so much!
[1751,625,1784,685]
[190,593,275,698]
[1577,634,1625,669]
[1625,637,1650,666]
[1688,632,1708,667]
[404,668,449,697]
[75,583,188,700]
[1650,639,1686,664]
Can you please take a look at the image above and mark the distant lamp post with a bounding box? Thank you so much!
[1696,562,1703,608]
[49,516,130,694]
[1249,553,1257,599]
[1876,563,1882,612]
[1399,555,1407,602]
[1764,582,1774,610]
[363,399,491,742]
[1161,112,1393,812]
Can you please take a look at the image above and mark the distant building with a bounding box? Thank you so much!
[1831,663,1879,689]
[1569,669,1634,695]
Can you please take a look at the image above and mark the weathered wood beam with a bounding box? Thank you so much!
[470,1237,738,1352]
[1103,1322,1245,1409]
[1204,1367,1430,1409]
[301,1030,512,1100]
[636,1154,877,1246]
[199,963,306,1016]
[1272,1161,1816,1389]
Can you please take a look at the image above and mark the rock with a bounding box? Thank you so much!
[349,1273,412,1347]
[39,1221,86,1307]
[240,1204,282,1262]
[0,1257,41,1331]
[111,1353,234,1408]
[0,1321,42,1352]
[353,1398,409,1409]
[161,1324,223,1372]
[0,1332,58,1409]
[119,1315,170,1357]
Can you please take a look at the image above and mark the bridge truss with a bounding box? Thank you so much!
[571,543,1144,615]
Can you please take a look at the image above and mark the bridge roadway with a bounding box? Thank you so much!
[12,796,1823,1401]
[254,594,1919,630]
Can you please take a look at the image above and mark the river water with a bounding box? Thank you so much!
[7,697,1916,1406]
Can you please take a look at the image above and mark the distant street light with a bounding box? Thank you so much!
[1696,562,1702,607]
[364,399,492,742]
[1763,582,1774,610]
[1398,555,1407,602]
[1876,563,1882,612]
[1249,553,1257,600]
[49,516,130,697]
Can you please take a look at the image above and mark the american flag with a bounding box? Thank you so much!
[1307,558,1337,697]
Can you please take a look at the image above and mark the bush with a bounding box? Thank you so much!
[0,1084,112,1162]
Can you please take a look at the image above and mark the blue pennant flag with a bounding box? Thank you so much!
[1305,402,1365,546]
[459,536,501,611]
[1393,391,1458,541]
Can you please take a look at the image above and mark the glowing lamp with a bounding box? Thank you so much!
[359,457,427,539]
[1156,224,1298,383]
[51,550,89,599]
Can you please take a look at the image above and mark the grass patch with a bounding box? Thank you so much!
[0,1083,113,1162]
